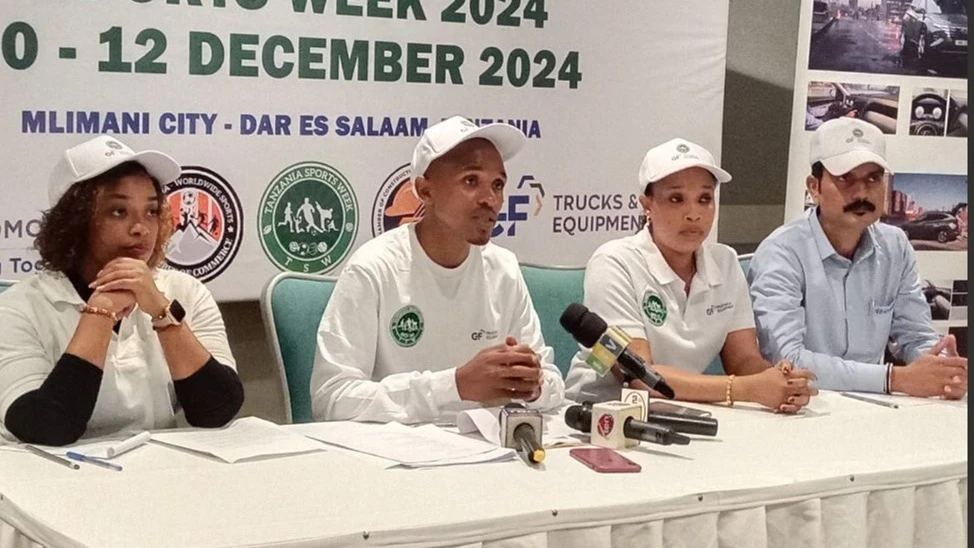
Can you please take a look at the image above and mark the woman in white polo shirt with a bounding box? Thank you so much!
[564,139,818,412]
[0,136,243,446]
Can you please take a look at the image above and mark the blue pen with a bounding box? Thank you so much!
[66,451,123,471]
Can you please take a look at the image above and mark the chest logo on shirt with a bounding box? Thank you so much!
[471,329,499,341]
[706,302,734,316]
[390,305,424,347]
[641,290,668,326]
[258,161,359,274]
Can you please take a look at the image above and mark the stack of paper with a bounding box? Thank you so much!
[296,421,513,467]
[152,417,325,463]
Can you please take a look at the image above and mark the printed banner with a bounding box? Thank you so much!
[0,1,730,300]
[787,0,968,347]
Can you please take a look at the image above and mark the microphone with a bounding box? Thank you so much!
[559,303,676,399]
[565,402,690,447]
[646,411,719,437]
[499,403,545,464]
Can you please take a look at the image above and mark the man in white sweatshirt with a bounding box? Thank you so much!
[310,116,565,423]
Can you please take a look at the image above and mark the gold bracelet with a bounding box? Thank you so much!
[79,304,118,323]
[724,375,735,407]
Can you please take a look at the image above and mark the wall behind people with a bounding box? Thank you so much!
[718,0,802,252]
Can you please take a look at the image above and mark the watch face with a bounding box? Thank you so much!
[170,299,187,322]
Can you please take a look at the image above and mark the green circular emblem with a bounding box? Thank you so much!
[642,290,668,326]
[258,161,359,274]
[677,143,690,153]
[390,305,424,347]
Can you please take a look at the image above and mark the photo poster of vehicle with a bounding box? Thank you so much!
[786,0,968,345]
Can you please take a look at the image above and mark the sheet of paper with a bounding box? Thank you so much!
[399,446,515,468]
[299,421,508,465]
[152,417,325,463]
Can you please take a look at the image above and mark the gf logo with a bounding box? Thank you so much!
[492,175,544,238]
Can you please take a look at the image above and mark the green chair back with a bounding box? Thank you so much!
[260,273,337,423]
[519,264,585,377]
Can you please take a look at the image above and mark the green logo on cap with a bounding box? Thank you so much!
[677,144,690,153]
[258,161,358,274]
[642,290,668,326]
[852,128,864,138]
[390,305,424,347]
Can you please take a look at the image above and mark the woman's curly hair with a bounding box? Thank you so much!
[34,161,174,273]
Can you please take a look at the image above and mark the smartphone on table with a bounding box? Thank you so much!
[569,447,641,473]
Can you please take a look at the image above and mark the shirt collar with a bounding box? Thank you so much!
[638,229,721,288]
[806,207,879,263]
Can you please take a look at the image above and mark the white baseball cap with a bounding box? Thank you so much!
[410,116,526,179]
[637,138,731,191]
[809,118,891,176]
[48,135,182,206]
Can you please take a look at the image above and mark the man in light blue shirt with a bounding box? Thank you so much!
[748,118,967,398]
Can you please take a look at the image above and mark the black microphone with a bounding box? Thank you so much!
[646,411,719,437]
[559,303,676,399]
[564,404,690,446]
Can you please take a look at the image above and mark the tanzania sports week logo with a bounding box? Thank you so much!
[390,305,424,347]
[372,164,424,236]
[258,162,359,274]
[642,289,668,327]
[163,166,242,283]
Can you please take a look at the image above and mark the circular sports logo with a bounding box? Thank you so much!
[390,305,424,347]
[596,413,614,437]
[372,163,425,236]
[258,162,358,274]
[163,166,242,283]
[642,290,668,326]
[676,143,690,153]
[852,128,864,138]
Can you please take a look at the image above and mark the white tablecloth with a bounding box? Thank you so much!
[0,392,967,548]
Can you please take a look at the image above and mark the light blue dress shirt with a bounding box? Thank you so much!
[748,207,938,392]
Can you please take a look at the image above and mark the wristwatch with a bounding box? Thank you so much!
[151,299,186,331]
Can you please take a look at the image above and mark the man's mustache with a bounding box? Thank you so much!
[844,200,876,213]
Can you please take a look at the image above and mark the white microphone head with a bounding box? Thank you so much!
[499,404,543,449]
[590,401,641,449]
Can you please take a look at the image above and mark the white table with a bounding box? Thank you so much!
[0,392,967,548]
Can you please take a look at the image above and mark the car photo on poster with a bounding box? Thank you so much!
[922,279,952,320]
[883,173,968,251]
[910,88,949,136]
[808,0,967,78]
[900,0,968,71]
[947,89,968,137]
[805,81,899,134]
